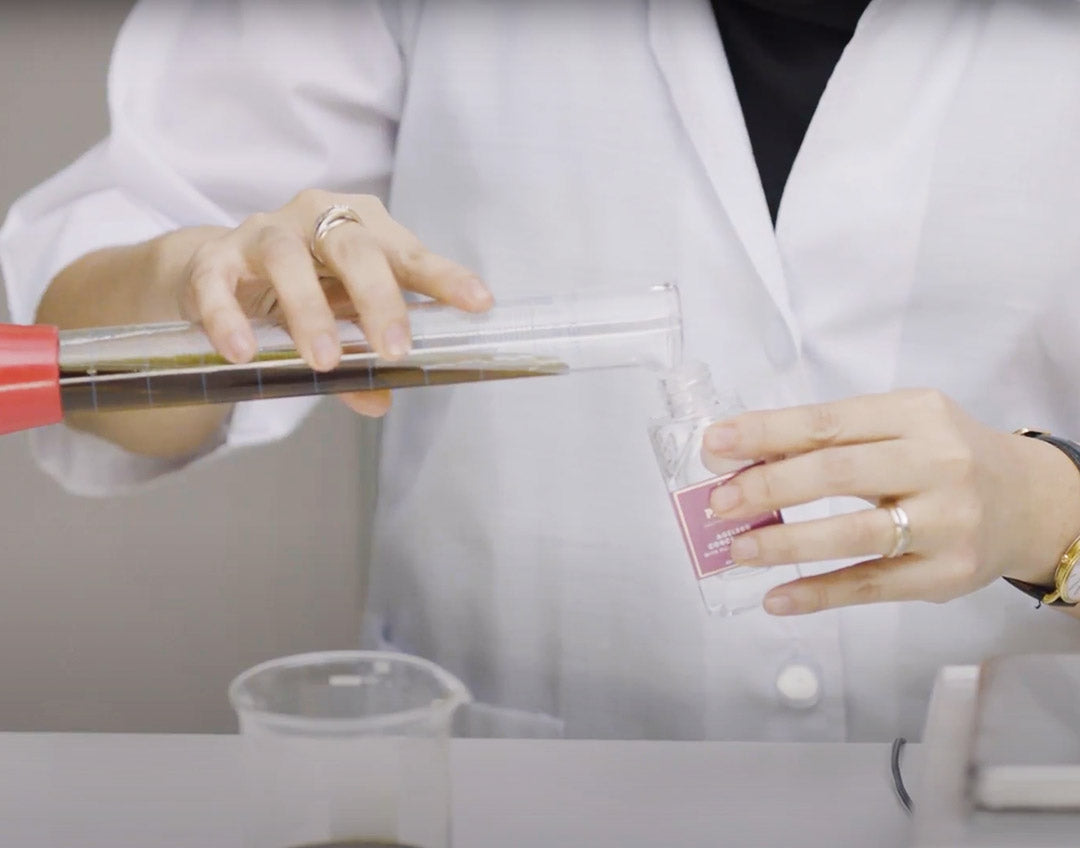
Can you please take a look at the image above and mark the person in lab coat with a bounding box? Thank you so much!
[3,0,1080,742]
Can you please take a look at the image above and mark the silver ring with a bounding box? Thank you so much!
[310,204,364,266]
[885,503,912,559]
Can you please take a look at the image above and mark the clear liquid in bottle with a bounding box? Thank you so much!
[649,361,798,615]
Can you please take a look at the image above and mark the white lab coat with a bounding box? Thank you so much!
[3,0,1080,741]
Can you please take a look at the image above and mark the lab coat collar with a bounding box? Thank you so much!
[647,0,799,339]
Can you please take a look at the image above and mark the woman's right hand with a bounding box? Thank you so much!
[177,189,492,417]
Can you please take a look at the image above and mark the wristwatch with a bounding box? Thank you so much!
[1004,429,1080,607]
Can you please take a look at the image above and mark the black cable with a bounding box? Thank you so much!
[891,736,914,814]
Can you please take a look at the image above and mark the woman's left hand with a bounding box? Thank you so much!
[702,389,1080,616]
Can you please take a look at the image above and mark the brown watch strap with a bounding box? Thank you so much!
[1002,576,1072,608]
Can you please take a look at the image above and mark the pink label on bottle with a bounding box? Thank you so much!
[670,468,783,580]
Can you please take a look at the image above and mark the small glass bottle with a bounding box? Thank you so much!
[649,360,793,616]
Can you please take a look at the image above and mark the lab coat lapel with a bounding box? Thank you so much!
[647,0,798,336]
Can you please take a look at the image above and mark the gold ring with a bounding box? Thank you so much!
[884,503,912,558]
[310,204,364,266]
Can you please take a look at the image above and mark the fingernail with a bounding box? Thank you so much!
[226,330,254,363]
[705,423,738,453]
[764,593,796,616]
[730,536,758,562]
[466,277,493,308]
[383,321,412,359]
[312,332,339,371]
[710,483,742,514]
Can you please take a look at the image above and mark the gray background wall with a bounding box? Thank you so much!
[0,4,375,732]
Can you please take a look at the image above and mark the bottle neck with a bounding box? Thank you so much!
[660,361,720,419]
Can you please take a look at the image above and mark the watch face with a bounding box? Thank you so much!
[1062,565,1080,604]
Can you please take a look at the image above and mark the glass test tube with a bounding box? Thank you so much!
[51,284,682,415]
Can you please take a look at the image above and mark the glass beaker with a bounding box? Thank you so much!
[229,651,471,848]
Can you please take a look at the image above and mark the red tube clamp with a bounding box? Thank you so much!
[0,324,62,435]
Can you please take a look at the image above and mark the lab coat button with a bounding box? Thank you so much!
[765,321,797,368]
[775,660,822,710]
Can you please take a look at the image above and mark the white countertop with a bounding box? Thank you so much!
[0,733,915,847]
